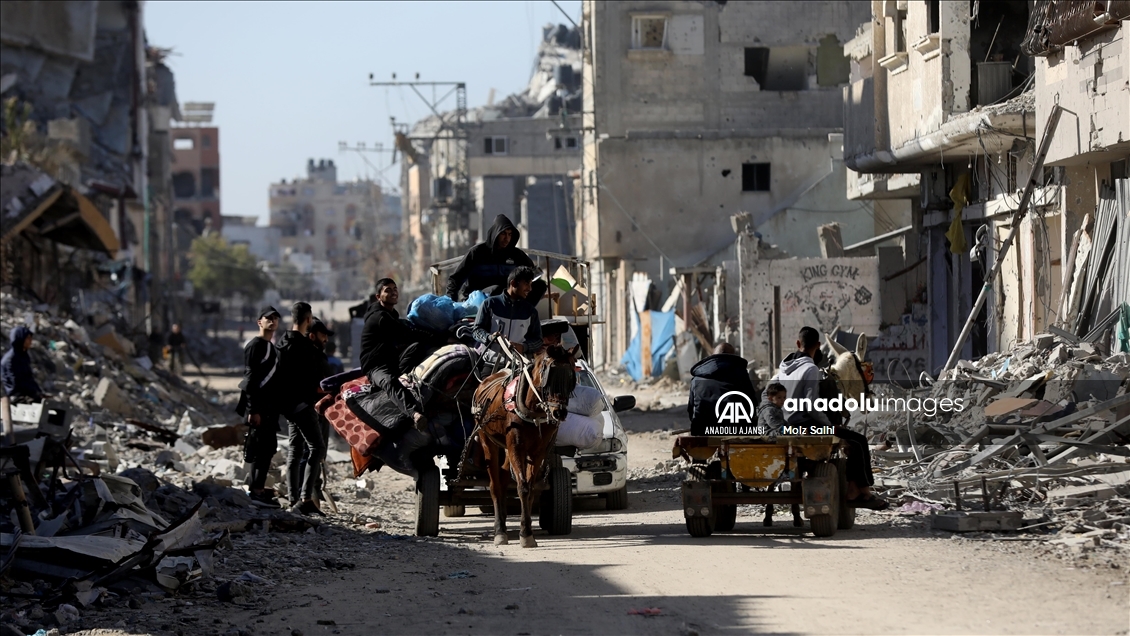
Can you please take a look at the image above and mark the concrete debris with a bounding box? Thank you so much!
[857,329,1130,558]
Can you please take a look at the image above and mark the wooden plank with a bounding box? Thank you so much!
[1045,414,1130,464]
[639,310,652,378]
[935,393,1130,477]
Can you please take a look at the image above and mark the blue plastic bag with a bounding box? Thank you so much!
[407,294,457,332]
[452,289,488,319]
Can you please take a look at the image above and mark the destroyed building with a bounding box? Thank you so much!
[842,0,1130,376]
[578,0,894,371]
[399,23,584,285]
[1,0,184,342]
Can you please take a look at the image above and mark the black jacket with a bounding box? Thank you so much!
[445,215,536,300]
[238,336,279,417]
[1,326,42,400]
[276,330,329,415]
[359,304,415,375]
[687,353,758,435]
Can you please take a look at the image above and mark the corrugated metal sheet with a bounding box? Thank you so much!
[1022,0,1130,57]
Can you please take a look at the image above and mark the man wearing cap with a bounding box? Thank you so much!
[238,307,283,508]
[276,302,330,515]
[359,278,429,432]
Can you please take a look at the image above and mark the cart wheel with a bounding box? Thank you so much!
[686,512,716,537]
[415,467,440,537]
[443,505,466,518]
[538,466,573,535]
[604,485,629,511]
[834,458,855,530]
[714,504,737,531]
[808,462,839,538]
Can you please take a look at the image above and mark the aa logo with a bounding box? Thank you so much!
[715,391,755,424]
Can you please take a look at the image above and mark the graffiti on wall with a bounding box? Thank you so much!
[783,264,874,334]
[868,303,929,385]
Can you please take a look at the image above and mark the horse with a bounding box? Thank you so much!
[472,343,577,548]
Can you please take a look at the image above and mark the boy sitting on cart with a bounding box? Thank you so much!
[472,266,544,371]
[765,326,889,511]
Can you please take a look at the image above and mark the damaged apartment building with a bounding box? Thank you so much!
[268,159,400,298]
[398,24,583,286]
[842,0,1130,379]
[1,1,183,343]
[579,0,911,371]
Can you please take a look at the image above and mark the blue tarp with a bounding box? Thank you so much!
[620,310,676,382]
[408,290,490,332]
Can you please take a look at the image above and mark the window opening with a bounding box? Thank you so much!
[173,138,194,150]
[632,16,667,49]
[742,163,771,192]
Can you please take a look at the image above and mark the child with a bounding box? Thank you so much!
[757,382,787,433]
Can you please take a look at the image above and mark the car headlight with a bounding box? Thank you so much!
[608,437,623,453]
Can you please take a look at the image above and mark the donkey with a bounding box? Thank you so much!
[472,344,577,548]
[823,329,872,416]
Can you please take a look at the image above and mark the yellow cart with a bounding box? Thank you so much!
[673,435,856,538]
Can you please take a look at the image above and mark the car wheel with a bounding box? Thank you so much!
[604,485,628,510]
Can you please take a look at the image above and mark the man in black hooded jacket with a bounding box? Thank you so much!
[687,343,759,436]
[446,214,547,306]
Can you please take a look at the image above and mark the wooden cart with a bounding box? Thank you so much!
[673,434,857,538]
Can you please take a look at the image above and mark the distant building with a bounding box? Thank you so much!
[170,124,221,234]
[221,215,281,265]
[268,159,399,296]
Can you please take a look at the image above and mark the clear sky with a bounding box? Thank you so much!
[145,0,581,225]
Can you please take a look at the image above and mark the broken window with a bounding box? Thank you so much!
[200,168,218,198]
[896,9,908,53]
[484,136,508,155]
[927,0,941,34]
[744,46,807,90]
[816,35,850,86]
[173,137,194,151]
[631,15,667,49]
[201,134,212,148]
[554,136,578,150]
[172,172,195,198]
[742,163,771,192]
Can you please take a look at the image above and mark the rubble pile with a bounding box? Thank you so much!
[0,294,347,634]
[856,327,1130,562]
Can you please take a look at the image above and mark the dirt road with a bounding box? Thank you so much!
[66,407,1128,636]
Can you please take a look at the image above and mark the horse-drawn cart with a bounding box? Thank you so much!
[674,434,857,538]
[413,433,573,538]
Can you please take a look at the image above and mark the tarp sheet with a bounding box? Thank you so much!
[620,310,676,382]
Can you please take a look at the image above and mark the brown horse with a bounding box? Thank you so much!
[473,343,577,548]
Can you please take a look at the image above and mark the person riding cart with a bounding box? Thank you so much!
[765,326,888,511]
[359,278,431,433]
[447,214,548,307]
[471,266,544,372]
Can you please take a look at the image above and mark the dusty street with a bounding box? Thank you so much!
[69,407,1129,636]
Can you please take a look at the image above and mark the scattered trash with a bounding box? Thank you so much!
[628,607,663,616]
[447,570,476,579]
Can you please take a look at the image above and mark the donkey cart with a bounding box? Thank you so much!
[673,434,857,538]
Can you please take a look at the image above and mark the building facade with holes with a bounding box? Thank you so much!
[842,0,1130,374]
[579,0,883,370]
[268,159,398,297]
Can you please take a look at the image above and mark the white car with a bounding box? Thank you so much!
[563,360,634,510]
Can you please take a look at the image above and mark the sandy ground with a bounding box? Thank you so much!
[59,404,1128,636]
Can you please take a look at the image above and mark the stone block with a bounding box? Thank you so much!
[931,511,1023,532]
[1033,333,1054,350]
[93,377,132,415]
[47,117,91,158]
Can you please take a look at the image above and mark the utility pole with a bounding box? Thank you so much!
[369,76,473,263]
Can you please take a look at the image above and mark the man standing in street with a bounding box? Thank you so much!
[167,323,186,375]
[238,307,282,508]
[277,302,329,516]
[359,278,429,432]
